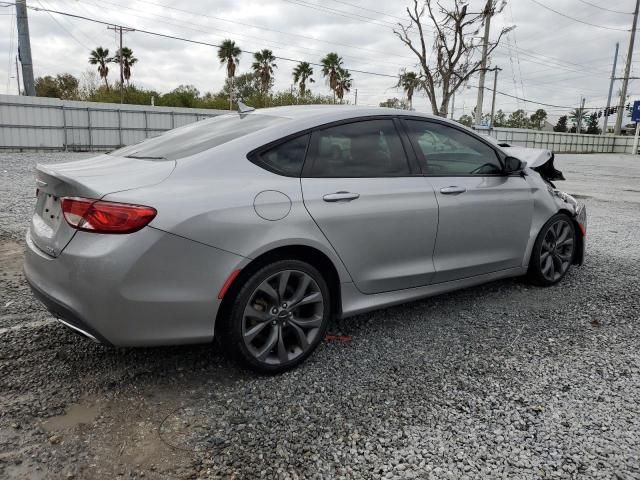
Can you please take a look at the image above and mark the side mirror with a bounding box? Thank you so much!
[504,156,525,174]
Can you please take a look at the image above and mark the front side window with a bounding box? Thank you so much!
[405,120,503,175]
[111,113,289,161]
[308,119,410,177]
[252,134,310,176]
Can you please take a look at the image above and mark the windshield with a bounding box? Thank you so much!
[110,113,289,160]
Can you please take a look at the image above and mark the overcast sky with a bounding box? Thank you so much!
[1,0,638,123]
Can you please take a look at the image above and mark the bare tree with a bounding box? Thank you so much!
[394,0,513,117]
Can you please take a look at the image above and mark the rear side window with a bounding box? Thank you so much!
[307,119,410,177]
[110,113,289,161]
[251,134,310,176]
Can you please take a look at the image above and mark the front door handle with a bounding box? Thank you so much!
[440,186,467,195]
[322,191,360,202]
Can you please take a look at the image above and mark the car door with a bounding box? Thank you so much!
[403,119,533,283]
[301,118,439,294]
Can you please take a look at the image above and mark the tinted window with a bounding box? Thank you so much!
[405,120,503,175]
[111,113,289,161]
[308,120,410,177]
[253,134,310,176]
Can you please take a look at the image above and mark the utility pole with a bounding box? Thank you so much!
[15,56,22,95]
[15,0,35,96]
[474,0,493,127]
[615,0,639,135]
[603,42,619,135]
[354,88,358,105]
[577,97,586,133]
[450,91,456,119]
[490,67,501,128]
[107,25,135,104]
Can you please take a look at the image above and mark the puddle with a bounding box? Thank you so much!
[42,403,99,431]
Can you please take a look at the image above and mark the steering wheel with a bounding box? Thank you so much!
[470,162,501,175]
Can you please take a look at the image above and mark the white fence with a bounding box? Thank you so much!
[483,127,636,154]
[0,94,227,151]
[1,94,638,154]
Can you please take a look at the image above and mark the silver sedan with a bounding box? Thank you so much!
[24,106,586,373]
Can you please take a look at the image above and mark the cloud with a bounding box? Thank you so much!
[0,0,635,121]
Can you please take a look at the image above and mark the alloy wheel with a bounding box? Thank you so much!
[540,219,574,282]
[242,269,324,366]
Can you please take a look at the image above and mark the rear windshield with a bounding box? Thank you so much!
[110,113,289,160]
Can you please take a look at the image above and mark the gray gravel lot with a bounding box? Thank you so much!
[0,152,639,479]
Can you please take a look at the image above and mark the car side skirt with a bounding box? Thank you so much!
[340,266,527,319]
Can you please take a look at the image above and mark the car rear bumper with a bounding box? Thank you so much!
[27,277,112,345]
[573,204,587,266]
[24,227,247,347]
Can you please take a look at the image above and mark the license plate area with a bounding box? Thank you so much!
[36,192,63,232]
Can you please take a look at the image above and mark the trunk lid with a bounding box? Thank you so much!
[30,154,175,257]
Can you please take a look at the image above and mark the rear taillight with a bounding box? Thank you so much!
[61,197,156,234]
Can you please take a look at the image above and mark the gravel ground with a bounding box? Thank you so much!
[0,152,639,479]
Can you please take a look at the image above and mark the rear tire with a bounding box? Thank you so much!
[527,213,576,286]
[221,259,331,374]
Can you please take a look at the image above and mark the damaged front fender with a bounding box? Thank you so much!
[500,144,565,183]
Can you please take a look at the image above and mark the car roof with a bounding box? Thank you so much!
[253,105,437,123]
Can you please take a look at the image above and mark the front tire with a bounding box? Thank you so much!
[527,213,576,286]
[222,259,331,374]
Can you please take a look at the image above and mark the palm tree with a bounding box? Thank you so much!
[252,49,277,98]
[292,62,315,97]
[320,52,343,103]
[113,47,138,87]
[397,71,420,110]
[89,47,111,91]
[569,108,589,132]
[218,39,241,110]
[335,67,352,104]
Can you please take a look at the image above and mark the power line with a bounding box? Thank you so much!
[3,1,615,112]
[141,0,614,75]
[95,0,416,61]
[281,0,396,28]
[324,0,406,22]
[36,0,90,49]
[495,43,611,74]
[20,3,400,78]
[528,0,631,31]
[472,84,594,109]
[508,3,527,110]
[73,0,626,78]
[78,0,413,70]
[576,0,632,15]
[59,0,114,45]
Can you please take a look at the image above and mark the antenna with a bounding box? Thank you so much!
[238,101,255,114]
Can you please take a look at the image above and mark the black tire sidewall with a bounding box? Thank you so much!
[528,213,576,286]
[224,259,331,373]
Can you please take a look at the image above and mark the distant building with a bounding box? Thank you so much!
[541,120,555,132]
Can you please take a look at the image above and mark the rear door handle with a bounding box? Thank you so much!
[440,186,467,195]
[322,191,360,202]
